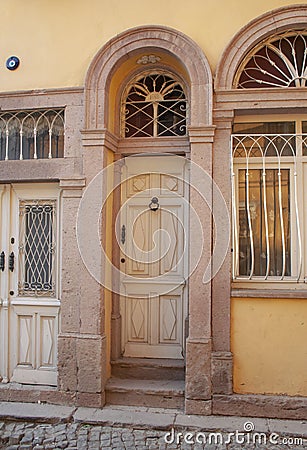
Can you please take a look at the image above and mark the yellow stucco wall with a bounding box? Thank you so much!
[1,0,307,91]
[2,0,307,397]
[231,297,307,396]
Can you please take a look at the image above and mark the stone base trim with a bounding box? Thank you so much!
[1,383,307,420]
[185,339,212,400]
[185,399,212,415]
[213,394,307,420]
[111,313,122,360]
[58,334,107,394]
[0,383,106,408]
[76,392,105,408]
[0,383,75,406]
[211,352,233,395]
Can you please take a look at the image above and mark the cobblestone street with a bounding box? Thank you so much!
[0,402,306,450]
[0,420,307,450]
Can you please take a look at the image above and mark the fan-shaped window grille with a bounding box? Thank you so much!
[234,30,307,88]
[121,72,187,138]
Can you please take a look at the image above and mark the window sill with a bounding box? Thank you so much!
[118,136,189,154]
[231,286,307,298]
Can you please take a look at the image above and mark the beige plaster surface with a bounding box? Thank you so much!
[1,1,307,91]
[232,298,307,396]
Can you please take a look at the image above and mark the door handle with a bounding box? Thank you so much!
[0,251,5,271]
[121,225,126,244]
[9,252,14,272]
[149,197,159,211]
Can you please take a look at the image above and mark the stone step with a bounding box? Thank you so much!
[105,377,185,410]
[111,357,185,380]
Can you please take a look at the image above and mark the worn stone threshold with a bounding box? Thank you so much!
[111,357,185,380]
[106,377,185,409]
[111,357,185,368]
[106,378,185,395]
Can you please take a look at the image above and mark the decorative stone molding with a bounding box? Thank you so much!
[60,177,86,198]
[213,109,234,129]
[188,126,216,144]
[215,87,307,111]
[118,136,189,155]
[215,5,307,90]
[84,25,213,130]
[81,129,119,152]
[231,288,307,299]
[59,177,86,189]
[0,159,82,183]
[137,55,161,64]
[0,86,83,104]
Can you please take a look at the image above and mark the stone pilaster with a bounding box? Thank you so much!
[185,126,215,415]
[211,110,234,395]
[58,129,118,407]
[111,154,124,361]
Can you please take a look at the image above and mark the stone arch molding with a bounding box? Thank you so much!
[215,4,307,90]
[85,25,213,130]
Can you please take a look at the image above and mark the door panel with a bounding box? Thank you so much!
[160,205,184,276]
[120,156,188,359]
[159,295,181,344]
[126,206,151,276]
[127,296,149,343]
[0,185,10,382]
[0,183,60,386]
[10,303,59,385]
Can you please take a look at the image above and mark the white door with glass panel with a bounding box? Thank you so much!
[120,156,188,359]
[0,183,60,385]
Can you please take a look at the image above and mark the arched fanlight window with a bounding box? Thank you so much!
[121,71,187,138]
[234,30,307,88]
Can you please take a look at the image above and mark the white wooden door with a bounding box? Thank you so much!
[0,183,60,385]
[120,156,188,359]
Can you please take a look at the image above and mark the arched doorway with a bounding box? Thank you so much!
[83,25,215,412]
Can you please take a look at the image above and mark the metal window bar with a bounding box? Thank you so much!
[18,200,56,296]
[234,30,307,89]
[121,72,187,138]
[231,133,303,280]
[0,109,64,161]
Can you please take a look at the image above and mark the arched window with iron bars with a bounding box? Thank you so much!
[121,71,187,138]
[234,30,307,89]
[231,30,307,281]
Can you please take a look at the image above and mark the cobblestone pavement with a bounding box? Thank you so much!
[0,421,307,450]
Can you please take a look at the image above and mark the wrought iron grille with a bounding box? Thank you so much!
[234,30,307,88]
[0,109,64,160]
[121,72,187,138]
[231,132,304,280]
[19,201,56,296]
